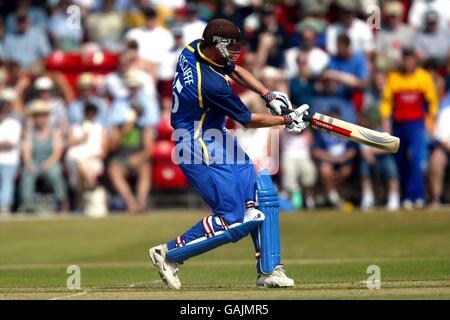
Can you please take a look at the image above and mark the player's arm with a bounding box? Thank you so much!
[229,65,293,115]
[245,113,286,128]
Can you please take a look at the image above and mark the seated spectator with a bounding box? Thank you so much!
[415,10,450,67]
[20,100,68,212]
[48,0,84,52]
[0,95,22,215]
[376,1,416,69]
[322,34,369,111]
[3,12,51,72]
[31,76,68,132]
[103,50,157,100]
[109,70,160,129]
[281,129,317,209]
[284,21,330,79]
[66,103,108,212]
[325,0,374,56]
[107,72,157,213]
[408,0,450,31]
[428,105,450,208]
[85,0,124,52]
[289,52,317,108]
[312,109,358,207]
[237,66,285,174]
[68,73,109,125]
[312,75,357,123]
[5,0,47,33]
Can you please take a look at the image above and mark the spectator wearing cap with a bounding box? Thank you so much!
[380,49,438,209]
[48,0,84,52]
[20,100,68,213]
[408,0,450,31]
[0,93,22,215]
[3,12,52,71]
[322,34,369,111]
[68,73,109,126]
[66,102,108,212]
[32,76,68,132]
[376,1,416,69]
[85,0,124,52]
[284,20,330,79]
[5,0,47,33]
[107,71,157,213]
[325,0,375,56]
[415,10,450,66]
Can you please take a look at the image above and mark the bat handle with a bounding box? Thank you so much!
[280,106,312,122]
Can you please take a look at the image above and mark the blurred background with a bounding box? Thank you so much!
[0,0,449,217]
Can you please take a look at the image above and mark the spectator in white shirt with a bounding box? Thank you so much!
[284,20,329,79]
[124,7,175,81]
[0,95,22,214]
[408,0,450,30]
[428,103,450,208]
[325,0,375,55]
[181,3,207,45]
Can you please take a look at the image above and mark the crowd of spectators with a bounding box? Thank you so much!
[0,0,449,216]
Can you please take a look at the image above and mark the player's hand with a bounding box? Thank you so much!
[285,104,309,134]
[262,91,293,116]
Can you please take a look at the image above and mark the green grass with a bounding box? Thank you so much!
[1,210,450,299]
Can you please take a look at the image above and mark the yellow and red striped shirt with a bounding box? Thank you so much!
[380,67,438,122]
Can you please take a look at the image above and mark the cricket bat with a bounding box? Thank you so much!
[281,107,400,153]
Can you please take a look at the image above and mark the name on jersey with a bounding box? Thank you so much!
[178,54,194,86]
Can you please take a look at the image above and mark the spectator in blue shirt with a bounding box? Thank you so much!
[312,108,358,207]
[5,0,47,33]
[311,75,357,123]
[322,34,369,103]
[68,73,109,126]
[3,12,51,70]
[108,70,160,129]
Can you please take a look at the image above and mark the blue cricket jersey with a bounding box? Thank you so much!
[171,39,251,134]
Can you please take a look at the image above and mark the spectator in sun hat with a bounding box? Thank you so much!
[376,1,416,69]
[32,76,68,132]
[20,99,68,213]
[68,72,109,126]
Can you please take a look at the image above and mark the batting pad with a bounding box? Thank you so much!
[256,170,281,274]
[166,217,264,263]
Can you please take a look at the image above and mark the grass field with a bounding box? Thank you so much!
[1,209,450,300]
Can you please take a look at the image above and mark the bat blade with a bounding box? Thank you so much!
[309,113,400,153]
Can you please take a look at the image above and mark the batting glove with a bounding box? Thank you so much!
[284,104,310,134]
[262,91,293,116]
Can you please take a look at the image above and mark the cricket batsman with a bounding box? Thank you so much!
[149,19,309,289]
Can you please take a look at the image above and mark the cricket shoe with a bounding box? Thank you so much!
[149,244,181,289]
[256,266,295,288]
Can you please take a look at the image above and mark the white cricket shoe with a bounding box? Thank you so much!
[149,244,181,290]
[256,266,295,288]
